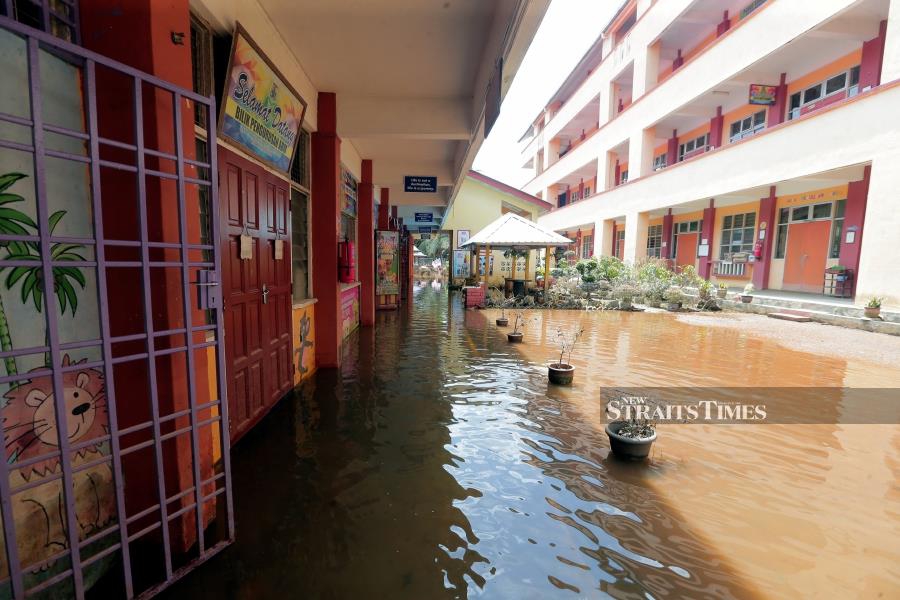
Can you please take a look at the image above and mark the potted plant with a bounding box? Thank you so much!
[697,279,714,301]
[865,297,882,319]
[507,310,529,343]
[716,282,728,299]
[664,286,684,311]
[613,282,639,310]
[548,326,584,385]
[606,417,657,460]
[496,307,509,327]
[740,283,755,303]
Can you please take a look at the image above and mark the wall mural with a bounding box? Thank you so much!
[292,303,316,386]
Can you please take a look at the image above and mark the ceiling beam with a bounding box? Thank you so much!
[337,96,472,139]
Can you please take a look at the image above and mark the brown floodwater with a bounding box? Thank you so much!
[163,287,900,599]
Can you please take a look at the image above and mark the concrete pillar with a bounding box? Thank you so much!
[544,183,559,207]
[666,130,678,166]
[698,199,716,279]
[543,137,560,170]
[358,160,375,326]
[661,209,674,260]
[597,153,615,191]
[708,106,724,149]
[623,211,650,264]
[841,166,872,298]
[751,187,777,291]
[634,41,660,98]
[599,82,615,126]
[882,6,900,83]
[378,188,390,230]
[768,73,788,127]
[628,127,655,180]
[593,219,615,257]
[311,92,343,368]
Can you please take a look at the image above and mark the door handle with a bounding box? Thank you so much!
[262,283,269,305]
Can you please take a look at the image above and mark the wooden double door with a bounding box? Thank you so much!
[219,146,294,441]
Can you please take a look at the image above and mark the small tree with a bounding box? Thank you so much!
[555,326,584,367]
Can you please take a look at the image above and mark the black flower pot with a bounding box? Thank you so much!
[548,363,575,385]
[496,317,509,326]
[605,422,656,460]
[740,295,753,304]
[507,332,524,343]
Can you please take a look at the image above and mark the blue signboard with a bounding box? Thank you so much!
[415,212,433,223]
[404,176,437,193]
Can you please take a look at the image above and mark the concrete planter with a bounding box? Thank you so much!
[548,363,575,385]
[740,295,753,303]
[606,422,657,460]
[507,332,524,343]
[496,317,509,326]
[717,288,728,299]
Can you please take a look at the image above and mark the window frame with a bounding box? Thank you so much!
[653,154,667,171]
[729,109,766,142]
[719,211,757,259]
[788,65,861,120]
[678,134,708,161]
[646,224,663,258]
[581,235,593,259]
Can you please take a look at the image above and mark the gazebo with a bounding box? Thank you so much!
[460,213,573,295]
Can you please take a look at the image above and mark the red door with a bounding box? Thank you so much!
[783,220,830,293]
[675,233,698,268]
[219,146,293,441]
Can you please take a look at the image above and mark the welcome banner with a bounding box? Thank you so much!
[220,24,307,172]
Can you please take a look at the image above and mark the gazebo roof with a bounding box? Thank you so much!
[460,213,573,249]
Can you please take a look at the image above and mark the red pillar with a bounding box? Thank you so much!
[378,188,390,230]
[311,92,343,368]
[662,209,674,260]
[699,199,716,279]
[768,73,788,127]
[839,166,871,295]
[614,160,621,186]
[752,187,777,290]
[672,49,684,72]
[666,130,678,166]
[358,160,375,326]
[611,223,617,256]
[716,10,730,37]
[859,20,887,91]
[391,205,399,230]
[708,106,724,149]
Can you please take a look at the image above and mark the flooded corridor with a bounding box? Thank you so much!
[164,286,900,599]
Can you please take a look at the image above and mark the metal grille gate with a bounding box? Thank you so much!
[0,16,233,599]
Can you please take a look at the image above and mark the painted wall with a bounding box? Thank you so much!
[292,301,317,385]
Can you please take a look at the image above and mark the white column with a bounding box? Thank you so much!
[598,151,616,191]
[627,127,655,180]
[593,219,616,257]
[543,137,560,170]
[882,2,900,83]
[599,83,614,127]
[855,154,900,309]
[623,211,650,265]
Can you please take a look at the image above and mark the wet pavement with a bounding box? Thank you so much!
[163,285,900,599]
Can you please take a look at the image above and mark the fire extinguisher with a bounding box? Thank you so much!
[338,238,356,283]
[753,241,763,258]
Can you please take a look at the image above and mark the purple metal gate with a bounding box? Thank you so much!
[0,16,233,599]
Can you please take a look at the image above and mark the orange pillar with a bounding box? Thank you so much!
[378,188,390,230]
[311,92,343,368]
[358,160,375,326]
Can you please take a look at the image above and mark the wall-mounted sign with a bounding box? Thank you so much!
[376,230,400,295]
[415,212,433,222]
[220,23,307,173]
[456,229,470,249]
[418,227,433,234]
[404,176,437,193]
[748,84,777,105]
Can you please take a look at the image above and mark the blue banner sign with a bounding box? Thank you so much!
[405,176,437,193]
[415,212,433,222]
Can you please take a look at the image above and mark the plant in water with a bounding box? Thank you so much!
[554,325,584,367]
[511,309,530,334]
[664,286,686,305]
[698,279,714,300]
[616,417,657,439]
[866,297,882,309]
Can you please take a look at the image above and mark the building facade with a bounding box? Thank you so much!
[520,0,899,306]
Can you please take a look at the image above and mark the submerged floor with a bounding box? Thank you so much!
[164,286,900,599]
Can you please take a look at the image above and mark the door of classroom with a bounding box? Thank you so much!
[783,220,831,293]
[675,232,699,268]
[219,146,294,441]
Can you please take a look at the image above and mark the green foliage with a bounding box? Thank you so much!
[675,264,702,287]
[866,297,882,309]
[415,233,450,258]
[698,279,714,299]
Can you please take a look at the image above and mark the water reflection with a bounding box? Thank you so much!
[164,288,900,599]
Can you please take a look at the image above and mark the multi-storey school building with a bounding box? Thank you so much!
[520,0,899,306]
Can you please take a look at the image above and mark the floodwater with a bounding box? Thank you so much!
[164,286,900,599]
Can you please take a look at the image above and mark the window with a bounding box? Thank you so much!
[653,154,667,171]
[582,235,593,259]
[570,189,580,202]
[812,202,832,220]
[292,189,311,301]
[619,170,629,184]
[791,205,809,221]
[719,212,756,258]
[615,230,625,258]
[291,129,311,188]
[774,207,789,259]
[790,202,832,223]
[829,199,846,259]
[5,0,79,42]
[190,14,214,126]
[583,186,591,198]
[558,192,567,207]
[788,65,861,120]
[729,110,766,142]
[647,224,662,258]
[678,134,708,161]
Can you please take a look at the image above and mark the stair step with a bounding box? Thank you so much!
[768,312,813,323]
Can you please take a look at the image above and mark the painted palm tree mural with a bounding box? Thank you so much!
[0,172,87,375]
